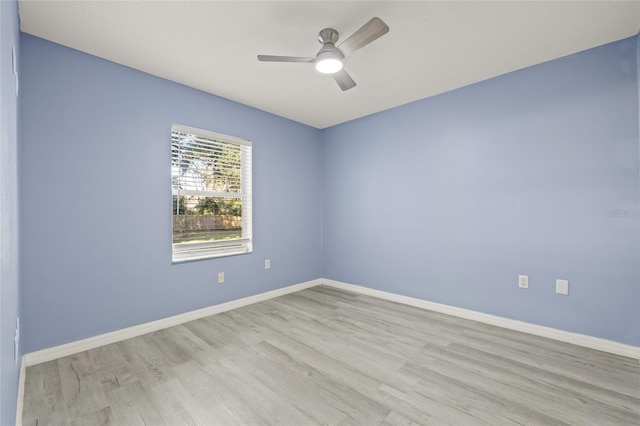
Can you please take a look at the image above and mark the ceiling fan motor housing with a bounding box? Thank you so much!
[316,28,344,64]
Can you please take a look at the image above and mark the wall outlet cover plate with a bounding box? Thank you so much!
[518,275,528,289]
[556,279,569,295]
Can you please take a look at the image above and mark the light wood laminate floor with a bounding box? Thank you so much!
[22,286,640,425]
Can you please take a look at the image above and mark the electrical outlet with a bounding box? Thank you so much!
[265,259,271,269]
[218,272,225,284]
[518,275,528,289]
[556,279,569,295]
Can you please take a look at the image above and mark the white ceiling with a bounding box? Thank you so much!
[18,1,640,129]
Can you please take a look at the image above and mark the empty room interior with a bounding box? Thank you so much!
[1,1,640,425]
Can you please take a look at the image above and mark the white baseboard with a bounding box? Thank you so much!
[23,279,321,367]
[15,356,25,426]
[21,276,640,368]
[321,279,640,361]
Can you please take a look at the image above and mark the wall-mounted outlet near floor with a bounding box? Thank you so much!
[556,279,569,295]
[518,275,528,289]
[14,317,20,365]
[218,272,225,284]
[265,259,271,270]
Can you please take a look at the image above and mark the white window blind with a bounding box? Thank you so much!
[171,124,252,262]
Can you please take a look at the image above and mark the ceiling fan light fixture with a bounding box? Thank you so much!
[257,18,389,90]
[315,51,343,74]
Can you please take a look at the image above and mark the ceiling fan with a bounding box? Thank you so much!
[257,17,389,91]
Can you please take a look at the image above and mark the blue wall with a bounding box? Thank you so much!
[0,1,21,424]
[19,34,323,353]
[323,37,640,346]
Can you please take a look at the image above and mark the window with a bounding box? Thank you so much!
[171,124,252,262]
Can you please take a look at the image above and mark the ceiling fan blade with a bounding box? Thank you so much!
[338,17,389,57]
[257,55,314,63]
[333,69,356,91]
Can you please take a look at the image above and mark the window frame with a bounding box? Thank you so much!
[171,124,252,263]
